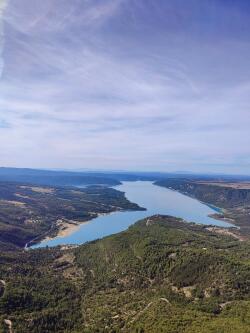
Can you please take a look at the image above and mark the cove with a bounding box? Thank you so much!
[32,181,233,248]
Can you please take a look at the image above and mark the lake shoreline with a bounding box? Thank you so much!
[27,210,136,249]
[154,182,236,227]
[31,181,238,249]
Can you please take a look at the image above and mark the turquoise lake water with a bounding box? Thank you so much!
[32,181,232,248]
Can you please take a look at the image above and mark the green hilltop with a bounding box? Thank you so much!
[0,215,249,332]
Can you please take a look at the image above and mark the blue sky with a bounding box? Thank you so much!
[0,0,250,174]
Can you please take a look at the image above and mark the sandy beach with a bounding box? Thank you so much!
[42,219,85,242]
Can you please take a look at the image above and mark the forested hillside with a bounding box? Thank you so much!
[156,179,250,238]
[0,182,143,249]
[155,179,250,208]
[0,215,249,332]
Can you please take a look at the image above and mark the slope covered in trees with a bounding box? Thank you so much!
[155,179,250,237]
[0,215,249,332]
[0,182,143,249]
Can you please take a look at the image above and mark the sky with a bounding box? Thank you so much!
[0,0,250,174]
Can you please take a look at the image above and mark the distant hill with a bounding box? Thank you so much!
[1,167,250,187]
[0,167,121,186]
[0,167,166,186]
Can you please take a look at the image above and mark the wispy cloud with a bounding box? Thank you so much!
[3,0,124,34]
[0,0,7,77]
[0,0,250,173]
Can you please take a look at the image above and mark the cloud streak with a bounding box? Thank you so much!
[0,0,7,77]
[0,0,250,174]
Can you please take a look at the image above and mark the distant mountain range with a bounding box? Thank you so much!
[0,167,250,187]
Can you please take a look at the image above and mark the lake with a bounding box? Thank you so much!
[32,181,232,248]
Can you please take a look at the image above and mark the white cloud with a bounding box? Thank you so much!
[3,0,124,34]
[0,0,249,173]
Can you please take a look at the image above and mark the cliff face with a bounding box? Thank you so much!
[155,179,250,238]
[155,179,250,208]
